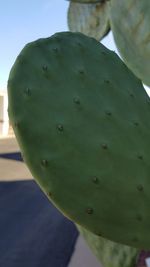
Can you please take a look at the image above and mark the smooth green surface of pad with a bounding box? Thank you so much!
[8,32,150,248]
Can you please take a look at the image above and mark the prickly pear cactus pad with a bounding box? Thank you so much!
[77,225,139,267]
[110,0,150,86]
[68,1,110,41]
[8,32,150,248]
[67,0,101,3]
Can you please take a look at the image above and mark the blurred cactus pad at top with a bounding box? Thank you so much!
[7,31,150,249]
[67,0,103,3]
[68,0,110,41]
[110,0,150,86]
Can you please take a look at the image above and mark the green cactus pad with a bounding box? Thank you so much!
[67,0,103,3]
[77,225,139,267]
[68,1,110,41]
[8,32,150,248]
[110,0,150,86]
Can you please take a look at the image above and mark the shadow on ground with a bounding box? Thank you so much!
[0,179,78,267]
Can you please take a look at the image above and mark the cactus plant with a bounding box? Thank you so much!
[8,31,150,250]
[68,1,110,41]
[77,225,139,267]
[67,0,103,3]
[67,0,150,87]
[110,0,150,86]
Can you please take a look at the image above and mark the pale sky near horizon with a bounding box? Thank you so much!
[0,1,149,94]
[0,0,117,91]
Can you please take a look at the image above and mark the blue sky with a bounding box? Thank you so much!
[0,0,68,89]
[0,0,118,91]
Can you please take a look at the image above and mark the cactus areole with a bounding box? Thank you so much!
[8,32,150,249]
